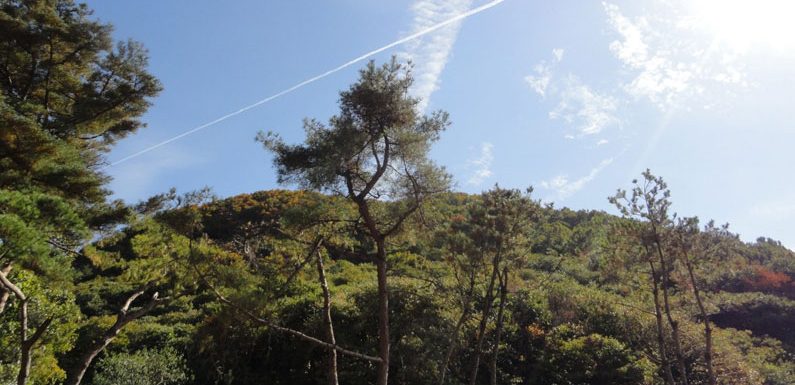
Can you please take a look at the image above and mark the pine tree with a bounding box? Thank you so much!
[0,1,160,382]
[260,58,451,385]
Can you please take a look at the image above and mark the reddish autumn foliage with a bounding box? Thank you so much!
[741,265,795,299]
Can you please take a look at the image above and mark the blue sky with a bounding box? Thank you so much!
[88,0,795,248]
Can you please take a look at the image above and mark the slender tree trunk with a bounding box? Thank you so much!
[0,267,29,385]
[683,254,716,385]
[649,261,676,385]
[316,247,339,385]
[375,242,390,385]
[0,287,9,315]
[490,268,508,385]
[64,288,160,385]
[655,241,689,385]
[439,269,476,385]
[438,307,470,385]
[17,306,52,385]
[16,297,29,385]
[0,266,51,385]
[0,264,12,315]
[352,188,392,385]
[468,253,502,385]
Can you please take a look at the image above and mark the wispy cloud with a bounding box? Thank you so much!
[524,48,564,98]
[466,142,494,186]
[525,50,618,139]
[541,157,614,200]
[550,75,619,137]
[552,48,565,61]
[525,3,753,147]
[107,0,504,169]
[603,2,749,110]
[403,0,473,112]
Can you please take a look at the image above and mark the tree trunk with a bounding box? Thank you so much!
[353,193,391,385]
[0,287,9,315]
[65,326,122,385]
[202,269,382,363]
[655,241,689,385]
[468,253,501,385]
[490,268,508,385]
[375,243,390,385]
[683,254,716,385]
[0,264,12,315]
[316,247,339,385]
[0,266,52,385]
[439,267,477,385]
[17,306,52,385]
[16,298,30,385]
[64,288,160,385]
[649,261,676,385]
[438,309,469,385]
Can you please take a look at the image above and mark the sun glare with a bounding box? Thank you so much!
[688,0,795,52]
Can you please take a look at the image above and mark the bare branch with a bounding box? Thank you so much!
[0,267,25,301]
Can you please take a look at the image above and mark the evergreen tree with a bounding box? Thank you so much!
[0,1,160,383]
[260,58,451,385]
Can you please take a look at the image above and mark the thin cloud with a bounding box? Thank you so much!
[541,157,614,200]
[603,3,649,68]
[466,142,494,186]
[106,0,504,168]
[603,2,749,110]
[604,2,691,108]
[524,48,564,98]
[552,48,565,61]
[549,75,619,136]
[403,0,473,112]
[525,50,618,139]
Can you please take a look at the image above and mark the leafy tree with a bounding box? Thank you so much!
[440,187,538,385]
[543,332,653,385]
[0,0,160,208]
[672,217,725,385]
[0,0,160,382]
[260,58,451,385]
[0,268,81,385]
[63,214,180,385]
[0,189,86,384]
[610,170,687,385]
[92,347,191,385]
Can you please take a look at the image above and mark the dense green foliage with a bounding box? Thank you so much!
[0,1,793,385]
[105,188,792,385]
[92,348,191,385]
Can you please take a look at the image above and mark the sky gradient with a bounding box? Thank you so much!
[87,0,795,248]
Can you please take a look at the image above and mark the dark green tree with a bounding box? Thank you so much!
[260,58,451,385]
[92,347,191,385]
[0,0,160,383]
[543,332,652,385]
[459,187,537,385]
[610,171,683,385]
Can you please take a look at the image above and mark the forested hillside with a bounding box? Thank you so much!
[1,1,793,384]
[50,187,793,385]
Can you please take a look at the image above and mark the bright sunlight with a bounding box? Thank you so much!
[688,0,795,52]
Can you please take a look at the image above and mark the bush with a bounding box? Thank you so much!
[92,347,191,385]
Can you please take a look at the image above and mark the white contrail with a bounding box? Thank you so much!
[105,0,505,169]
